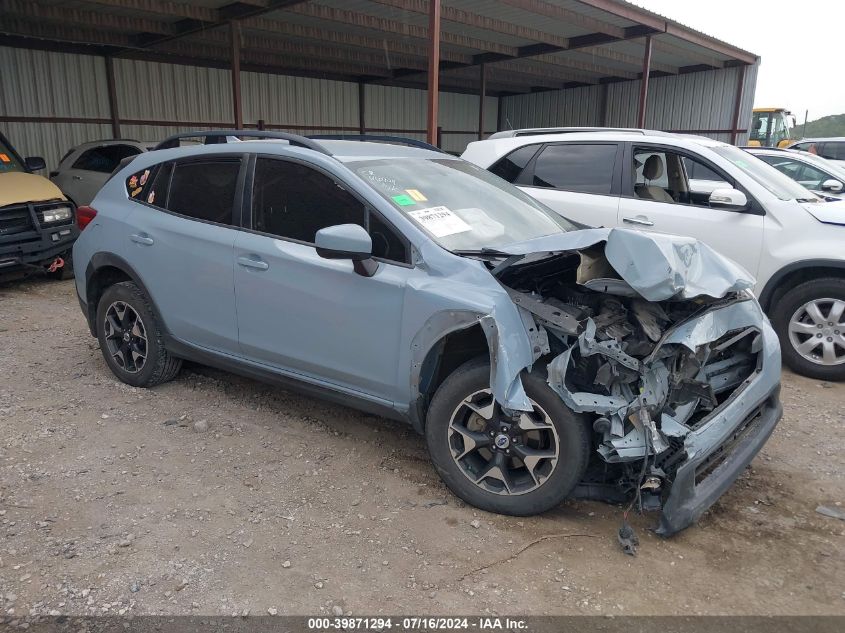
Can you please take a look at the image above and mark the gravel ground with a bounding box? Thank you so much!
[1,278,843,620]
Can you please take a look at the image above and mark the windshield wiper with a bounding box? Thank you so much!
[452,248,509,258]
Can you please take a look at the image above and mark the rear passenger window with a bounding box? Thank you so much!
[166,160,241,225]
[530,144,617,193]
[488,144,541,182]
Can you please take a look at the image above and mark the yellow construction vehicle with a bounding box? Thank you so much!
[747,108,798,148]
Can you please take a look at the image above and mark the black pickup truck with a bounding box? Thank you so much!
[0,131,78,282]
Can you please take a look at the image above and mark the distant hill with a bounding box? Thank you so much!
[798,113,845,138]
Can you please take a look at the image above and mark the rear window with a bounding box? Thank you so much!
[530,144,617,194]
[488,144,541,183]
[125,166,154,200]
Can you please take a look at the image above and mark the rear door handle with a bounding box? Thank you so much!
[130,233,154,246]
[71,175,83,181]
[622,215,654,227]
[237,255,269,271]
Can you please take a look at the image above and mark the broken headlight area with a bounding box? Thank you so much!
[497,250,763,513]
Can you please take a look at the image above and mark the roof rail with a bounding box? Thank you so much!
[153,130,332,155]
[740,145,790,151]
[488,127,652,139]
[309,134,446,153]
[80,138,143,144]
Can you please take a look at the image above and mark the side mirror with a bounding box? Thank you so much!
[315,223,378,277]
[25,156,46,171]
[821,179,844,193]
[709,188,748,210]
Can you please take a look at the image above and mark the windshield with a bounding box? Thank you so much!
[0,138,26,173]
[750,112,769,145]
[713,145,819,202]
[349,158,574,251]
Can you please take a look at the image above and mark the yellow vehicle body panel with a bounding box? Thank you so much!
[0,171,67,208]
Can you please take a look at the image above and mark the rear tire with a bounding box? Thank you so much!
[96,281,181,387]
[425,357,590,516]
[771,277,845,381]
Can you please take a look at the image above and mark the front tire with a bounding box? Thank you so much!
[425,358,590,516]
[771,277,845,381]
[96,281,182,387]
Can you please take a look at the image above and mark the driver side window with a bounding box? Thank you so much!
[632,148,731,208]
[251,158,408,264]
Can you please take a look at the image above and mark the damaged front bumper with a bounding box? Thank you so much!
[494,229,782,535]
[654,300,782,534]
[555,297,782,536]
[659,382,780,535]
[545,297,782,536]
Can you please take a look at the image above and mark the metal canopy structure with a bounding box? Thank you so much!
[0,0,760,151]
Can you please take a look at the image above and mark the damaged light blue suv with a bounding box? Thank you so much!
[72,131,782,535]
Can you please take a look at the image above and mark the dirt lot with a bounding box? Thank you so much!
[1,278,843,619]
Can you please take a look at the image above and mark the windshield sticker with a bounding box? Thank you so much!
[0,154,10,163]
[360,169,399,192]
[392,194,415,206]
[405,189,427,202]
[408,206,472,238]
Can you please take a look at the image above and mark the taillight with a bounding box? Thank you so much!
[76,206,97,230]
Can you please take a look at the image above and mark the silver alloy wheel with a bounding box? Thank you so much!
[788,297,845,366]
[103,301,148,374]
[448,388,560,496]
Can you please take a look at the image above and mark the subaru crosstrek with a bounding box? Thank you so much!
[72,131,782,535]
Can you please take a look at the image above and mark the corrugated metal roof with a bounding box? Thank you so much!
[0,0,759,162]
[0,0,758,96]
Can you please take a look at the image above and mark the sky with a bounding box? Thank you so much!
[631,0,844,121]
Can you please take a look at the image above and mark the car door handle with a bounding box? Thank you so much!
[130,233,154,246]
[72,175,83,181]
[237,255,269,271]
[622,216,654,227]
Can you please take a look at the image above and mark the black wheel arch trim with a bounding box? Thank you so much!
[84,252,169,338]
[759,259,845,311]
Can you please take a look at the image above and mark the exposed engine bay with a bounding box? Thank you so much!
[495,245,762,513]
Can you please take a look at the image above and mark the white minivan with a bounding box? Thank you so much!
[463,128,845,381]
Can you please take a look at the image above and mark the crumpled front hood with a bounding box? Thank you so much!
[801,199,845,226]
[499,227,754,302]
[0,172,66,208]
